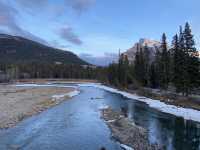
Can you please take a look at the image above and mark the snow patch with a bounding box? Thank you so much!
[106,119,116,123]
[52,90,80,100]
[15,84,77,89]
[67,90,80,97]
[79,83,200,123]
[120,144,134,150]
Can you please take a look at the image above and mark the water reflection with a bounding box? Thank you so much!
[102,90,200,150]
[172,118,200,150]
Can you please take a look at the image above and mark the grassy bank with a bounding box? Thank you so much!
[128,87,200,111]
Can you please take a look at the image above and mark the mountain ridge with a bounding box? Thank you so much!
[0,34,88,65]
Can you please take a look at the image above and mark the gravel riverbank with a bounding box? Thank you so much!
[101,108,161,150]
[0,84,77,129]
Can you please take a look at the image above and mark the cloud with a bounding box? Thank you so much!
[59,27,83,45]
[16,0,48,8]
[0,1,48,44]
[0,0,95,45]
[16,0,95,14]
[66,0,95,14]
[15,0,51,15]
[0,1,18,31]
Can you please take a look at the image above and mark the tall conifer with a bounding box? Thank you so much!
[160,33,170,89]
[183,22,200,95]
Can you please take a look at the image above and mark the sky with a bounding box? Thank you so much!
[0,0,200,57]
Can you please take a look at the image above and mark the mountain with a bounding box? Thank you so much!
[124,38,161,62]
[0,34,87,65]
[79,53,118,66]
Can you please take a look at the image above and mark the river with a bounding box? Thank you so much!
[0,84,200,150]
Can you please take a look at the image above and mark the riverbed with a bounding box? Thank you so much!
[0,83,200,150]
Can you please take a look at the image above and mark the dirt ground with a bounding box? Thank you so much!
[0,85,75,129]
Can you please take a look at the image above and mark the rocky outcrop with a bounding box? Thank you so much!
[124,38,161,62]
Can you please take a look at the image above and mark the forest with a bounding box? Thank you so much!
[103,22,200,96]
[0,63,98,82]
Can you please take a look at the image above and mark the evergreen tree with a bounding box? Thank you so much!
[118,53,124,86]
[171,31,185,93]
[183,22,200,95]
[123,55,129,87]
[149,62,158,88]
[107,63,119,86]
[154,47,162,87]
[143,44,150,86]
[134,46,141,82]
[116,53,130,87]
[134,46,145,85]
[118,52,123,85]
[160,33,170,89]
[178,26,187,94]
[139,48,146,85]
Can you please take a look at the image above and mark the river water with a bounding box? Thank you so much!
[0,84,200,150]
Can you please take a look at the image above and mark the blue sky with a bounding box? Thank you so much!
[0,0,200,56]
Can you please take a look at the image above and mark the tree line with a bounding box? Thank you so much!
[105,22,200,96]
[0,62,97,82]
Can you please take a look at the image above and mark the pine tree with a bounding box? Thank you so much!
[143,44,150,86]
[123,55,129,87]
[134,47,141,82]
[117,53,130,87]
[134,46,146,85]
[160,33,170,89]
[177,26,187,94]
[107,63,119,86]
[183,22,200,95]
[118,52,124,85]
[172,33,184,93]
[149,62,158,88]
[139,48,146,85]
[154,47,162,87]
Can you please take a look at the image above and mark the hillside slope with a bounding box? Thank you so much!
[0,34,87,65]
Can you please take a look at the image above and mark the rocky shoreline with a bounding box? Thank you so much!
[101,108,161,150]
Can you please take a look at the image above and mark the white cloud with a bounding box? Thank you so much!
[0,1,48,44]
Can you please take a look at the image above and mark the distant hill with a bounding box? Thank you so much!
[79,53,119,66]
[0,34,88,65]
